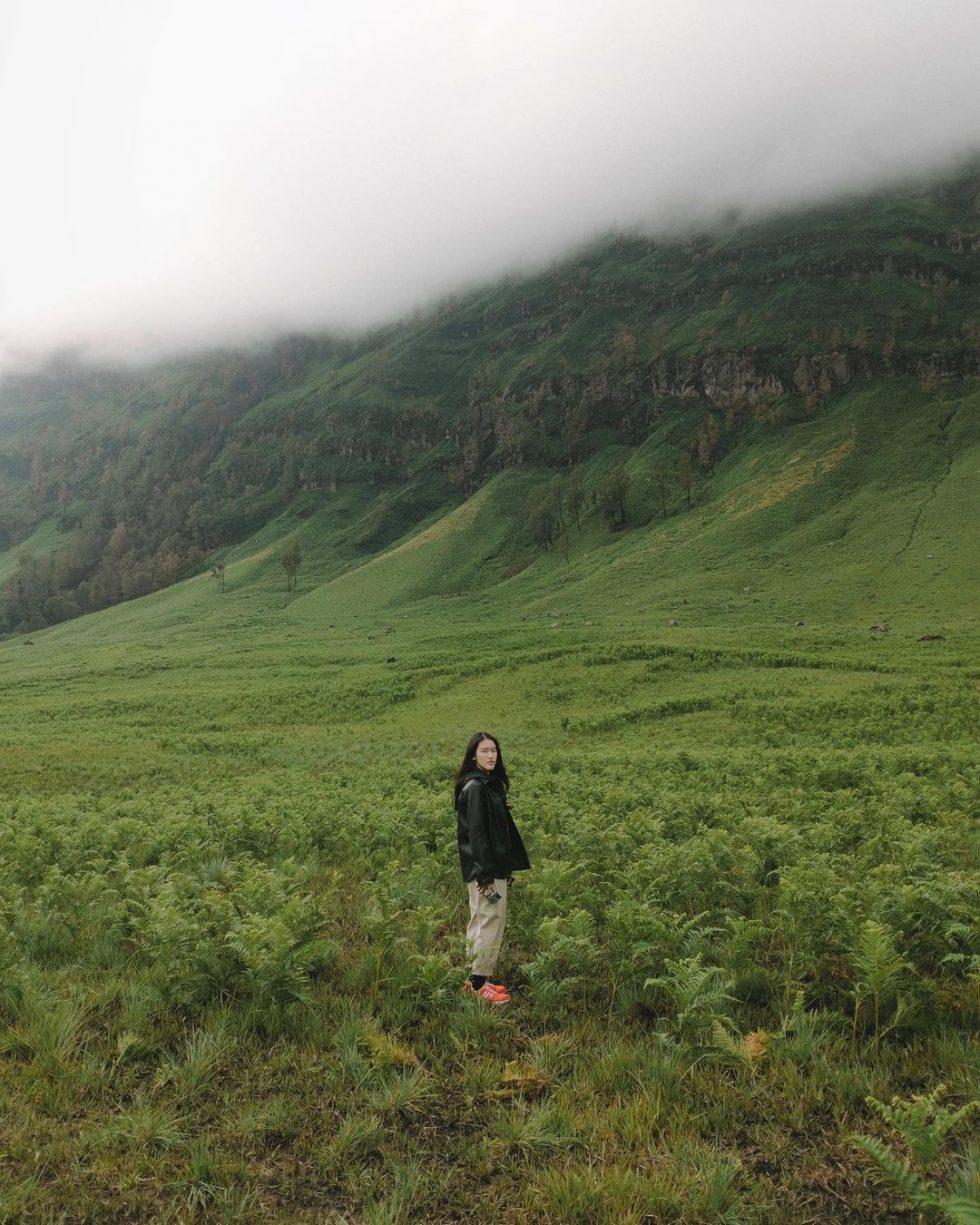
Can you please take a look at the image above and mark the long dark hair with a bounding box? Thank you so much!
[453,731,510,801]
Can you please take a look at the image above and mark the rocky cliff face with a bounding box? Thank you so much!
[649,351,788,406]
[456,345,980,482]
[647,347,980,406]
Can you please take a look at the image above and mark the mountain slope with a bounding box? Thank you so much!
[0,159,978,634]
[7,373,975,666]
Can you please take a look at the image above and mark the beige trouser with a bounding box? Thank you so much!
[466,878,508,977]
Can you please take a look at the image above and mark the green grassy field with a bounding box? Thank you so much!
[1,392,978,1223]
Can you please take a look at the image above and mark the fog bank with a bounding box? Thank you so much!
[2,0,979,366]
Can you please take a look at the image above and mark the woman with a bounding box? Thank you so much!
[454,731,531,1003]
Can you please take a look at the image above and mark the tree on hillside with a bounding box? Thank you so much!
[566,467,585,533]
[528,494,557,551]
[609,323,638,369]
[695,414,719,476]
[282,541,302,593]
[599,464,629,529]
[655,460,671,520]
[677,451,694,509]
[2,552,47,633]
[210,561,226,592]
[549,476,565,531]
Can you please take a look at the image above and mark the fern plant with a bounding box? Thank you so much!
[522,910,601,1009]
[941,912,980,1018]
[644,954,735,1042]
[852,1085,980,1224]
[850,919,911,1041]
[709,1020,769,1072]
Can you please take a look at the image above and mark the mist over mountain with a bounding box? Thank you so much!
[1,158,978,635]
[3,0,980,367]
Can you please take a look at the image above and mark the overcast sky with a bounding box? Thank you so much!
[2,0,979,367]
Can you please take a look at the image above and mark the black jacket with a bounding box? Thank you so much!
[455,770,531,886]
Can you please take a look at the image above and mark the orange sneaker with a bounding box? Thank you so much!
[464,980,511,1004]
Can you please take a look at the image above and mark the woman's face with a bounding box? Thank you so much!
[473,738,498,773]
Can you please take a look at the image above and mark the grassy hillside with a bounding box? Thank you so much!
[0,382,977,1221]
[1,159,978,633]
[9,369,974,664]
[0,164,978,1222]
[0,563,977,1220]
[300,378,979,632]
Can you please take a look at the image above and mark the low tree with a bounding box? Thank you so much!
[599,463,628,529]
[549,476,565,531]
[655,460,671,520]
[210,561,226,593]
[282,541,302,593]
[3,551,48,632]
[677,451,694,509]
[566,467,585,532]
[695,414,719,476]
[528,496,557,551]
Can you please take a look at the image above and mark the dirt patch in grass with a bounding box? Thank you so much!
[382,500,480,557]
[725,438,855,521]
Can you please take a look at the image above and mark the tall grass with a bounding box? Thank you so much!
[0,532,977,1220]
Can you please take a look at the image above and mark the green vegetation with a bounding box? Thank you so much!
[852,1087,980,1223]
[0,506,977,1218]
[0,161,977,1220]
[2,159,979,632]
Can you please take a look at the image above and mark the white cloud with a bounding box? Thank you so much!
[2,0,979,364]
